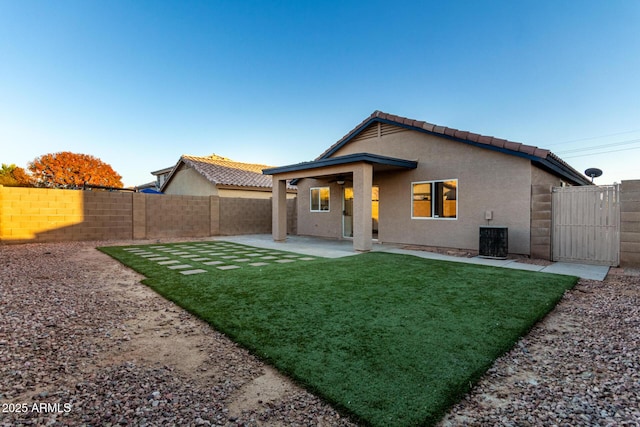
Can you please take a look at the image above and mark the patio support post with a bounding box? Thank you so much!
[272,177,287,242]
[352,163,373,252]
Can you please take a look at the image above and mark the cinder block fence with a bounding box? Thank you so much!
[620,180,640,267]
[1,183,638,267]
[0,186,296,244]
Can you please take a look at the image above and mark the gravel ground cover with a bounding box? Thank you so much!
[1,241,352,427]
[1,240,639,426]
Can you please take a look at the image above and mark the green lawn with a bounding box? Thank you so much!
[99,242,577,426]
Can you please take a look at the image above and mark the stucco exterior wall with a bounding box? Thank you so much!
[162,164,287,199]
[296,128,535,254]
[296,179,345,239]
[163,165,219,196]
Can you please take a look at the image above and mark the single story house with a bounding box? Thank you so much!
[162,154,296,198]
[263,110,591,258]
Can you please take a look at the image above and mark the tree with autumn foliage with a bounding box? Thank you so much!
[28,152,123,189]
[0,163,32,187]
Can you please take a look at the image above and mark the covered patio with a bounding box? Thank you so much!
[263,153,417,252]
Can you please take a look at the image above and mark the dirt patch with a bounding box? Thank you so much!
[84,244,344,419]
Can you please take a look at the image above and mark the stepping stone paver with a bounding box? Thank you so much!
[180,269,207,275]
[121,240,320,273]
[168,264,193,270]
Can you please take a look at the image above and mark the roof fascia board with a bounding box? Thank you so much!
[379,118,592,184]
[159,158,185,192]
[263,153,417,176]
[321,117,542,163]
[534,158,592,186]
[321,118,381,159]
[217,184,296,192]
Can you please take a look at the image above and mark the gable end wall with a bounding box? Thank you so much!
[297,128,534,254]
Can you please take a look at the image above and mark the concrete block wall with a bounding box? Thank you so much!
[620,180,640,267]
[530,184,553,260]
[1,186,295,244]
[145,194,213,239]
[0,187,132,242]
[219,197,273,235]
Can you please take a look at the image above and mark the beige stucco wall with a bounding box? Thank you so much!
[296,128,535,254]
[297,179,348,239]
[163,165,219,196]
[163,164,290,199]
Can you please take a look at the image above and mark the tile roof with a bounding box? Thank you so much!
[164,154,295,190]
[318,110,591,185]
[319,110,552,159]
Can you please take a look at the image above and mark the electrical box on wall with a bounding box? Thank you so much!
[485,210,493,220]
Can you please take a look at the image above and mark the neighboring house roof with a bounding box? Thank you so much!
[136,181,157,190]
[161,154,296,192]
[150,166,173,176]
[282,110,591,186]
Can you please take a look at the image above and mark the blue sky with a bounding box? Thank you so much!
[1,0,638,186]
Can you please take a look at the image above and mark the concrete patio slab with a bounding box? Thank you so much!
[217,235,358,258]
[540,262,609,281]
[216,234,610,281]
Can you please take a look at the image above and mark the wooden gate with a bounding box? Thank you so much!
[552,185,620,266]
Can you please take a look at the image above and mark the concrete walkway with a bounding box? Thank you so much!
[217,235,610,281]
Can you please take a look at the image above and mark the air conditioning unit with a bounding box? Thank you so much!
[479,226,508,259]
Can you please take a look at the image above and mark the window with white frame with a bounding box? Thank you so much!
[310,187,330,212]
[412,179,457,219]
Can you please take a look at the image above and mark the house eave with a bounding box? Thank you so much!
[263,152,417,176]
[318,112,591,186]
